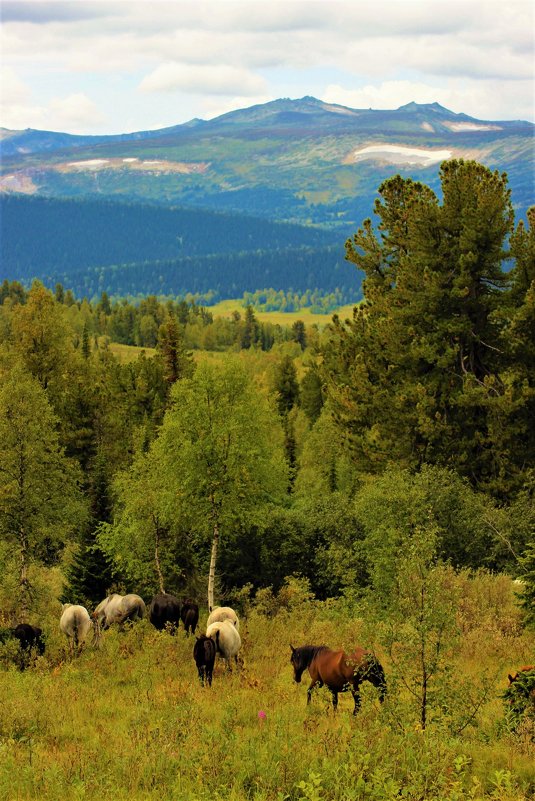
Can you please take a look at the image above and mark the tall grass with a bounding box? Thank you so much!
[0,575,533,801]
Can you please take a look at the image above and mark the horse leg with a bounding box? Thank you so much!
[307,680,319,705]
[331,691,338,712]
[351,686,362,715]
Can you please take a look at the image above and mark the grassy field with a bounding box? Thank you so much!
[208,299,357,326]
[1,576,534,801]
[105,301,355,365]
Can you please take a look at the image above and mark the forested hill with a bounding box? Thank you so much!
[2,98,532,228]
[1,194,357,301]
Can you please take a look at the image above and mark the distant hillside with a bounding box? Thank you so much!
[1,97,533,228]
[0,194,357,301]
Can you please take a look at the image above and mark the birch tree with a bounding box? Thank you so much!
[154,360,288,610]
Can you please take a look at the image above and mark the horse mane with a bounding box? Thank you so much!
[297,645,329,663]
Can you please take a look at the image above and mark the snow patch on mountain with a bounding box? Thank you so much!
[444,122,502,132]
[352,144,452,166]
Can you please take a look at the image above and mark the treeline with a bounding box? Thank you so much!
[0,160,534,633]
[0,280,311,352]
[242,287,348,313]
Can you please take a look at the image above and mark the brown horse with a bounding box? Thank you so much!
[290,644,386,714]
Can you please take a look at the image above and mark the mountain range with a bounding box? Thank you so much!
[1,97,533,300]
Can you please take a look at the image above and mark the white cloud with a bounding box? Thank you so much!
[50,93,105,128]
[0,67,31,105]
[0,90,105,133]
[323,80,534,121]
[139,63,268,96]
[199,93,275,120]
[0,1,533,130]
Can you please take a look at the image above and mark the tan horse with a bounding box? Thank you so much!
[290,644,386,714]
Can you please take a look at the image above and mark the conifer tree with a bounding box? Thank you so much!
[323,160,521,494]
[272,355,300,416]
[157,314,195,388]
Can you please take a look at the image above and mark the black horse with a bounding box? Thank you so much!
[194,635,216,686]
[0,624,45,670]
[290,644,386,714]
[149,593,181,633]
[180,599,199,636]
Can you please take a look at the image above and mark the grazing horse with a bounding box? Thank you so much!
[149,593,181,632]
[193,634,216,686]
[93,593,146,629]
[12,624,45,656]
[206,606,239,631]
[60,604,99,655]
[0,624,45,669]
[181,600,199,636]
[206,620,241,671]
[505,665,535,730]
[508,665,535,687]
[290,644,387,714]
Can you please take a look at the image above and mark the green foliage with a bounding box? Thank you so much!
[516,542,535,628]
[354,465,495,571]
[157,313,195,387]
[0,366,87,613]
[323,162,533,497]
[271,355,300,416]
[98,444,198,597]
[300,367,324,423]
[503,668,535,733]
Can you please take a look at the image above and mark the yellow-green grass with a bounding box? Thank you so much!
[1,580,534,801]
[107,342,156,362]
[208,299,357,326]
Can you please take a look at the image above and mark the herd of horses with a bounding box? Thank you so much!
[2,592,534,718]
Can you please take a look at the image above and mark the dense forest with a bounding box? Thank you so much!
[1,159,534,610]
[0,161,534,800]
[1,194,360,302]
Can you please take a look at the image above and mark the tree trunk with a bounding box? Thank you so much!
[19,527,30,622]
[153,520,165,595]
[207,521,219,612]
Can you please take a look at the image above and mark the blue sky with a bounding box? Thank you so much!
[1,0,533,134]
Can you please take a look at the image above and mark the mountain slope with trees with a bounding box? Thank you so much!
[2,98,533,229]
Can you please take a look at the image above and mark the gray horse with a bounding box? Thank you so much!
[60,604,100,655]
[93,593,146,629]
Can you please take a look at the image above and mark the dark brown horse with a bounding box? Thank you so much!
[194,635,216,686]
[290,644,386,714]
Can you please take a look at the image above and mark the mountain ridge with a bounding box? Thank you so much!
[1,96,533,232]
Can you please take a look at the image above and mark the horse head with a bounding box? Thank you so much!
[290,644,306,683]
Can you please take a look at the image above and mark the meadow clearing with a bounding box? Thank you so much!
[1,574,534,801]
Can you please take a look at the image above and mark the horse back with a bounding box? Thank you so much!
[312,649,348,687]
[314,647,373,688]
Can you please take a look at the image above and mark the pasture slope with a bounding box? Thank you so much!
[0,574,534,801]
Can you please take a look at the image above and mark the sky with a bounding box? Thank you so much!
[1,0,534,135]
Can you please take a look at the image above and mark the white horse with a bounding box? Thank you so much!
[206,619,241,671]
[60,604,99,655]
[206,606,239,631]
[93,593,146,628]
